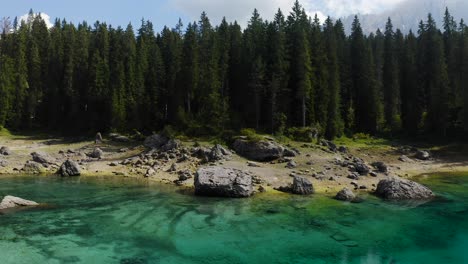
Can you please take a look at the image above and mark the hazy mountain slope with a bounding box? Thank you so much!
[342,0,468,34]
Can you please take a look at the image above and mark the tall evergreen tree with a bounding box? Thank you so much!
[383,18,400,132]
[323,17,343,139]
[350,16,380,133]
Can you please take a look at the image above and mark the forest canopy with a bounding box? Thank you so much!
[0,1,467,140]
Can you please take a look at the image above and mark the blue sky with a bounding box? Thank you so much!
[3,0,406,31]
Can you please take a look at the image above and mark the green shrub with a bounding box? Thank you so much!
[239,128,263,142]
[161,125,178,139]
[352,133,372,140]
[286,127,318,142]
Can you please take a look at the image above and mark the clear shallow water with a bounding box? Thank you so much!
[0,175,467,264]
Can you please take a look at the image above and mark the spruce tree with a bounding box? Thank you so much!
[324,17,343,139]
[383,18,400,132]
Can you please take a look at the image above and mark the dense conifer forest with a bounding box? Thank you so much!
[0,1,467,140]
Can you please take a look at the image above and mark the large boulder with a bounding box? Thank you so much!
[371,161,388,173]
[31,151,55,166]
[354,161,370,176]
[58,160,81,177]
[292,176,314,195]
[160,139,180,152]
[0,196,39,210]
[144,134,170,149]
[194,167,253,198]
[375,177,434,200]
[22,161,45,174]
[335,188,356,201]
[232,139,285,161]
[88,148,103,159]
[0,146,11,155]
[208,144,231,162]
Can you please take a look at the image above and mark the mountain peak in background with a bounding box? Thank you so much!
[342,0,468,34]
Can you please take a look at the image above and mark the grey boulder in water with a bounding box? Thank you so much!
[194,167,253,198]
[0,196,39,210]
[375,177,434,200]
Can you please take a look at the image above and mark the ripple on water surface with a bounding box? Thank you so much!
[0,174,467,264]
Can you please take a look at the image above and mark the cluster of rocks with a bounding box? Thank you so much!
[320,140,347,153]
[0,196,39,210]
[333,176,434,203]
[398,146,432,161]
[120,135,234,185]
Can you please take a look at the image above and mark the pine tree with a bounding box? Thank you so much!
[335,19,354,134]
[401,30,422,135]
[0,55,14,127]
[266,9,288,133]
[311,14,328,128]
[351,16,380,133]
[244,9,266,129]
[323,17,343,139]
[179,22,199,117]
[287,1,313,127]
[10,21,29,128]
[420,14,450,135]
[383,18,400,132]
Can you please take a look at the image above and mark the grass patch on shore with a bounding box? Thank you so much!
[0,127,12,137]
[334,135,393,150]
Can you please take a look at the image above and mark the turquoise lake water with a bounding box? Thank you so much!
[0,174,467,264]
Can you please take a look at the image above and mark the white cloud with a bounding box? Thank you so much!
[19,12,53,29]
[171,0,407,27]
[308,11,328,24]
[320,0,407,17]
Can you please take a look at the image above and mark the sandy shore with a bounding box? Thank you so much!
[1,133,467,196]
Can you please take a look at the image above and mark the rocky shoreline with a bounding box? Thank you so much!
[0,133,453,202]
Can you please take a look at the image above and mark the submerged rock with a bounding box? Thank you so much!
[335,188,356,201]
[58,160,81,177]
[194,167,253,198]
[375,177,434,200]
[0,196,39,210]
[232,139,285,161]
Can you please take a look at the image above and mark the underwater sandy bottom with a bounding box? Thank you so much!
[0,174,467,264]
